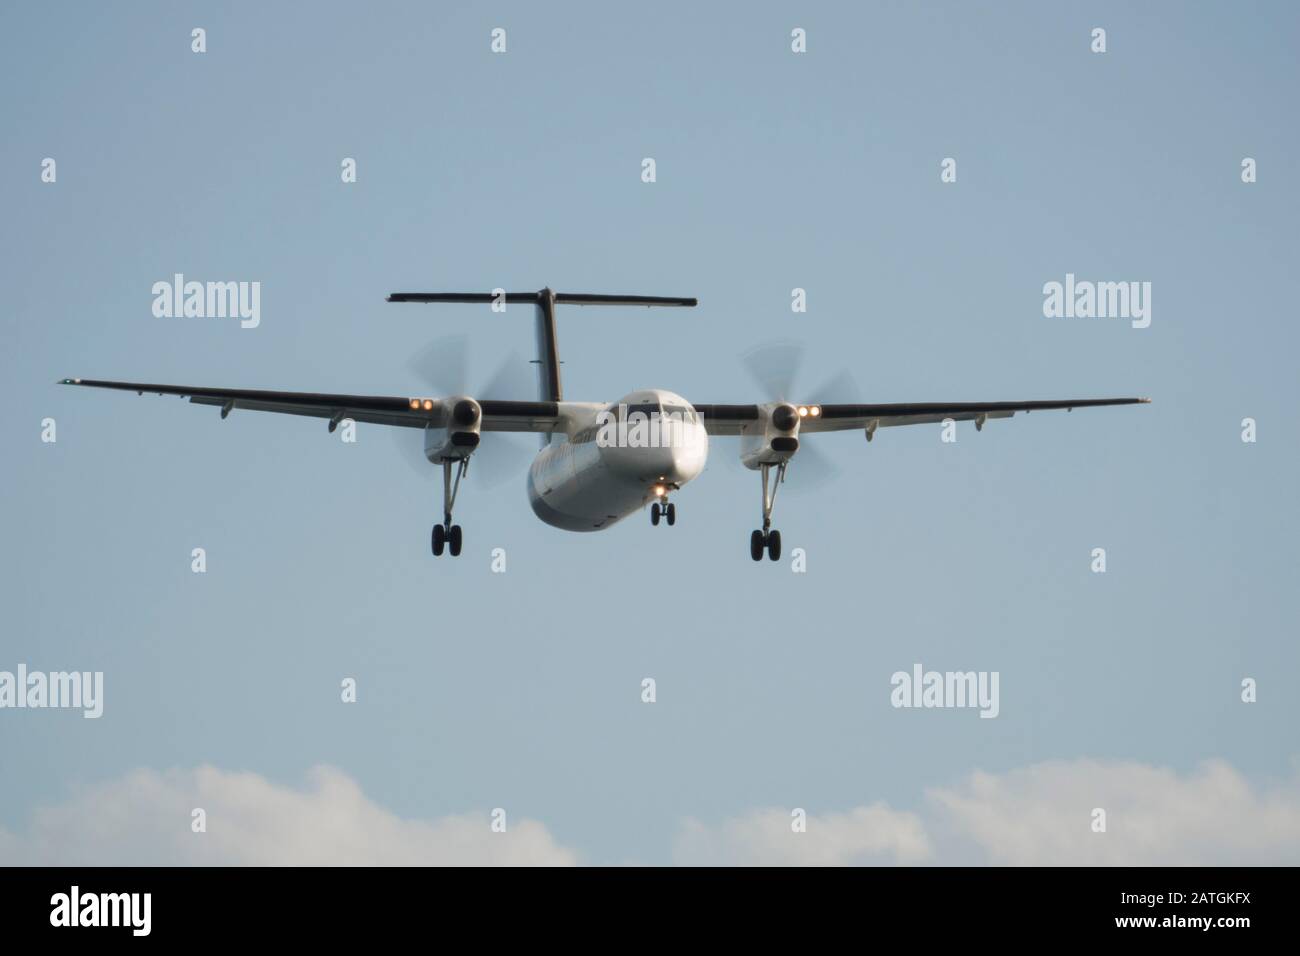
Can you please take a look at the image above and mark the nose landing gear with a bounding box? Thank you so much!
[432,458,467,557]
[749,462,785,562]
[649,486,677,527]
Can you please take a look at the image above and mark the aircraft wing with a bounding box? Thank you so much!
[696,397,1149,435]
[57,378,562,433]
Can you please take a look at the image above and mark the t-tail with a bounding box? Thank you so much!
[386,288,698,443]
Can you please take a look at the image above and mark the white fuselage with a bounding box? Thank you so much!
[526,389,708,531]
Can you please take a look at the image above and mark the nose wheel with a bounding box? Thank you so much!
[432,458,468,558]
[749,462,785,562]
[650,493,677,527]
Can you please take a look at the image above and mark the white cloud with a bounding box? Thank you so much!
[5,758,1299,865]
[927,757,1300,865]
[0,765,578,866]
[673,759,1300,866]
[674,804,932,866]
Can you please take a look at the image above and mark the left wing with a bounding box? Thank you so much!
[802,397,1150,432]
[57,378,561,432]
[697,397,1149,435]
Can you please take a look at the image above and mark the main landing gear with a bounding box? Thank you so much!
[432,458,467,558]
[749,462,784,562]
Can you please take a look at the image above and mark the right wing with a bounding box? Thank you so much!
[58,378,562,433]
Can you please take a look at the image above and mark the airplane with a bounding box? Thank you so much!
[61,288,1150,562]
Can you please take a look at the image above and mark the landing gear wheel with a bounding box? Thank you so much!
[750,462,788,563]
[651,502,661,526]
[666,503,676,526]
[433,458,468,559]
[767,529,781,561]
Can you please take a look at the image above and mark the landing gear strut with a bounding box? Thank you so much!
[432,458,467,557]
[749,462,784,562]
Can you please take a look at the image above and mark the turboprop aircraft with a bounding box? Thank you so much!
[61,288,1149,561]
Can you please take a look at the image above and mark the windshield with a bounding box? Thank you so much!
[611,401,697,425]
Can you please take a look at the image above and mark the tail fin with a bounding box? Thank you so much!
[387,288,697,404]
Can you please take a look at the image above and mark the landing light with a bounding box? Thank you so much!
[798,406,808,417]
[422,399,434,411]
[653,484,666,497]
[409,399,420,410]
[810,406,821,417]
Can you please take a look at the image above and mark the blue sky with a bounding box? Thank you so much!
[2,1,1298,864]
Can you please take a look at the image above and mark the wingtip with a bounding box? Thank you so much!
[1139,397,1152,404]
[58,378,79,385]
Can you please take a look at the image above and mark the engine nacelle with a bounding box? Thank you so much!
[424,396,482,463]
[739,402,801,470]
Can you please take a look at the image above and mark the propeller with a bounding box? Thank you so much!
[392,334,535,488]
[737,340,861,490]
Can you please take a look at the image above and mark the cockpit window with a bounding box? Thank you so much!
[609,401,697,425]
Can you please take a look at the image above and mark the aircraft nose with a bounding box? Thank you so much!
[666,426,707,483]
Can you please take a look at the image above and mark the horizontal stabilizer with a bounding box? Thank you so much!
[554,293,696,307]
[387,291,696,307]
[389,292,541,304]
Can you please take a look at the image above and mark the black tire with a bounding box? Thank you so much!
[767,529,782,561]
[666,502,676,526]
[651,502,661,526]
[449,524,463,557]
[750,529,765,561]
[432,523,445,556]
